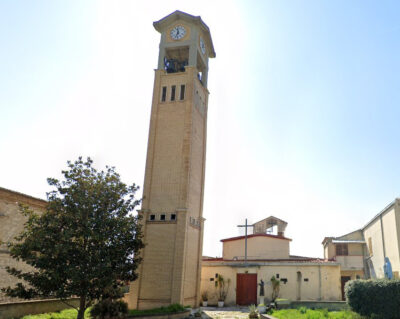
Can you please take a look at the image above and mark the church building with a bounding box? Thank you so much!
[4,9,400,314]
[201,216,341,305]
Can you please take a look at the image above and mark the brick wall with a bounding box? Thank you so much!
[0,187,46,302]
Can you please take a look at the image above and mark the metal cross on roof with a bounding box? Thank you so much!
[237,218,254,266]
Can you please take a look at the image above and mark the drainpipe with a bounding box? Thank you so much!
[318,265,322,301]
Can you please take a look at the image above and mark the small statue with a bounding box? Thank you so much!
[259,279,265,296]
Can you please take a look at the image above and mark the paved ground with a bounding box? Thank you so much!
[195,306,252,319]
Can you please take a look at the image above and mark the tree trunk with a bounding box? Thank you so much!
[77,295,86,319]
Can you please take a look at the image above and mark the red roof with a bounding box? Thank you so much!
[220,233,292,243]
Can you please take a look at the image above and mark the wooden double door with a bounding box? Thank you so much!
[236,273,257,305]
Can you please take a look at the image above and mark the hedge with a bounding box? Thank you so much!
[345,279,400,318]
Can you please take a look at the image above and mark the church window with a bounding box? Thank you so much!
[161,86,167,102]
[171,85,176,101]
[160,214,166,221]
[149,214,155,221]
[180,85,185,100]
[336,243,348,256]
[170,214,176,221]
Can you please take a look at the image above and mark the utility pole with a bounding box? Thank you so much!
[237,218,254,266]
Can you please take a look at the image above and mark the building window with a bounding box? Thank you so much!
[180,85,185,100]
[149,214,155,221]
[160,214,166,221]
[170,214,176,221]
[368,237,373,256]
[161,86,167,102]
[336,243,348,256]
[171,85,176,101]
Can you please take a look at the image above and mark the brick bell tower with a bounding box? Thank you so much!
[127,11,215,309]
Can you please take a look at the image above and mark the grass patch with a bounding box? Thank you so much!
[19,303,187,319]
[21,308,91,319]
[128,304,187,317]
[271,308,362,319]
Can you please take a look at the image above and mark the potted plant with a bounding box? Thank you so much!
[194,309,202,317]
[248,304,259,318]
[215,274,230,307]
[270,276,280,302]
[201,291,208,307]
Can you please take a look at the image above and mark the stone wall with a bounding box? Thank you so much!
[0,298,79,319]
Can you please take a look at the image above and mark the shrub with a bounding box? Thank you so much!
[346,279,400,319]
[128,304,187,316]
[248,304,259,318]
[298,307,307,314]
[90,299,128,319]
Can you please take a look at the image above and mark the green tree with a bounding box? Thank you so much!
[2,157,144,319]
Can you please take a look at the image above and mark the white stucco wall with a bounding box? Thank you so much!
[363,207,398,278]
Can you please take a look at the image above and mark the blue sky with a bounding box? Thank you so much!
[1,1,400,258]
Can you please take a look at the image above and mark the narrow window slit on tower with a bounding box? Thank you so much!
[171,85,176,101]
[180,85,185,100]
[170,214,176,221]
[150,214,155,221]
[161,86,167,102]
[160,214,166,221]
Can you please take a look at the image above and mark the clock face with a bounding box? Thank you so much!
[170,25,186,40]
[200,37,206,54]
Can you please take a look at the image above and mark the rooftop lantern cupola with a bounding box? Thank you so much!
[253,216,288,237]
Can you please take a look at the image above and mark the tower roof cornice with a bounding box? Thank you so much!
[153,10,216,58]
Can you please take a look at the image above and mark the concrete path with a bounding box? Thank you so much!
[196,306,251,319]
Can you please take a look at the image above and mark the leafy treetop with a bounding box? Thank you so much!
[2,157,144,319]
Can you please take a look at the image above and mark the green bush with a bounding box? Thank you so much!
[346,279,400,318]
[298,307,307,314]
[128,304,186,316]
[90,299,128,319]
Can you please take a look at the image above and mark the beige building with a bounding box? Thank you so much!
[125,11,215,310]
[323,198,400,299]
[201,216,342,306]
[0,187,47,302]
